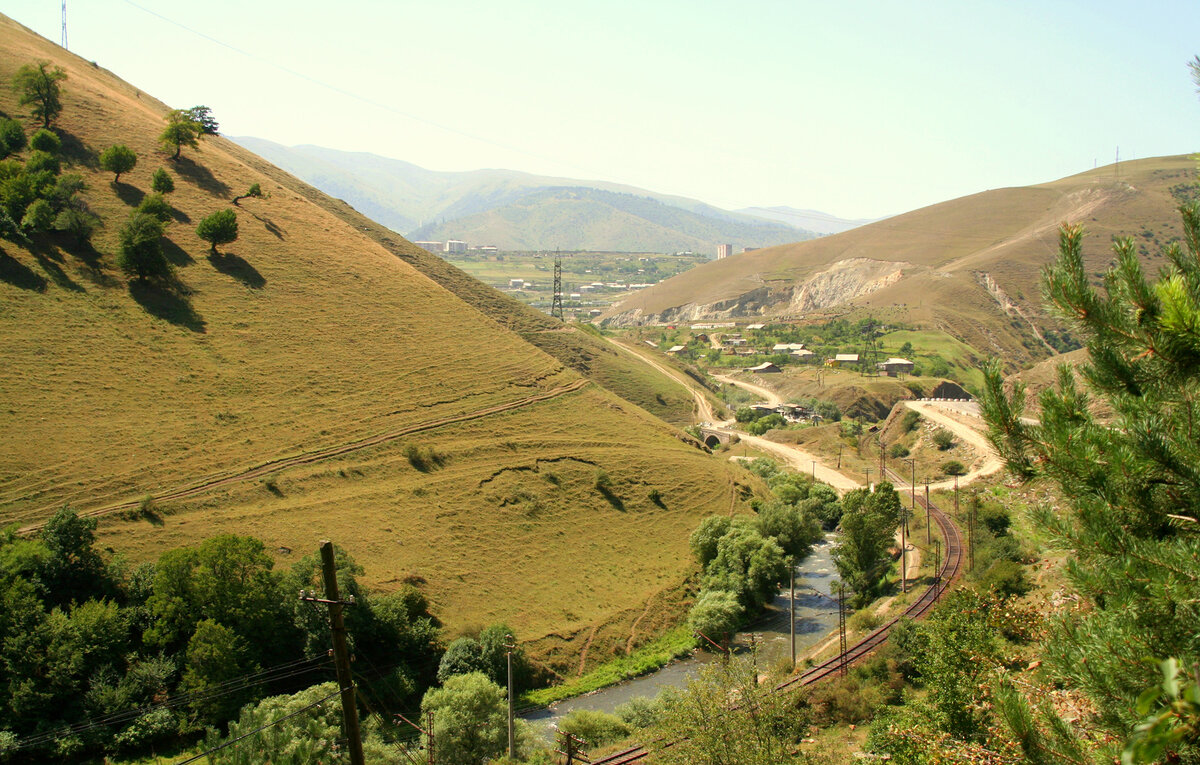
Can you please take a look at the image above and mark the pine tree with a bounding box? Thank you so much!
[980,206,1200,751]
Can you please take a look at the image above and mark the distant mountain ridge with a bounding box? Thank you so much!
[735,205,880,235]
[232,137,817,252]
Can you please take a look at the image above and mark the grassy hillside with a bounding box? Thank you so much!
[406,186,808,252]
[603,154,1197,370]
[0,15,747,673]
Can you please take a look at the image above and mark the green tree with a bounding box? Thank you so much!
[832,483,901,607]
[159,109,199,160]
[202,682,345,765]
[53,203,100,246]
[196,208,238,254]
[12,61,66,128]
[116,212,168,281]
[185,105,219,136]
[136,192,172,223]
[756,499,821,559]
[703,523,788,609]
[0,118,26,158]
[20,198,53,233]
[39,506,109,606]
[649,657,805,765]
[232,182,264,205]
[981,206,1200,755]
[182,619,258,725]
[687,588,743,643]
[150,167,174,194]
[420,672,508,765]
[25,150,58,175]
[99,144,137,183]
[559,709,631,748]
[689,515,733,567]
[28,128,61,154]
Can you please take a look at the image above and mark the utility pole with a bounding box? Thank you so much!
[61,0,68,50]
[878,437,884,477]
[789,562,796,670]
[427,710,435,765]
[505,634,516,759]
[749,633,761,684]
[811,460,816,479]
[900,502,908,594]
[954,475,959,517]
[837,444,843,469]
[301,542,365,765]
[968,492,977,573]
[557,730,589,765]
[864,467,872,488]
[924,478,931,545]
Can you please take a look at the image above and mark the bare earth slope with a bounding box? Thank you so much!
[0,16,744,673]
[603,156,1196,368]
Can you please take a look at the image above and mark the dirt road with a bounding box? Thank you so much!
[611,339,719,423]
[903,401,1003,489]
[711,372,782,407]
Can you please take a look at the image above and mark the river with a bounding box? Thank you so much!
[523,533,840,733]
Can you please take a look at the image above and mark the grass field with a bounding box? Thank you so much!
[0,14,748,672]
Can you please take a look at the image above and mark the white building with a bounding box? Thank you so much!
[444,240,468,253]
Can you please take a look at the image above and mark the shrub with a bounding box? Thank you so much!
[849,609,883,632]
[615,697,663,729]
[0,118,25,158]
[977,559,1030,597]
[25,149,59,175]
[20,198,53,232]
[53,205,100,244]
[558,709,631,748]
[941,460,966,476]
[137,192,172,223]
[29,127,61,154]
[901,410,921,432]
[150,167,174,194]
[889,443,910,459]
[932,429,954,450]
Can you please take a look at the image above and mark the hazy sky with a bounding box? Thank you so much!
[6,1,1199,219]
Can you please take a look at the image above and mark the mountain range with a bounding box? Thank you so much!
[232,137,826,252]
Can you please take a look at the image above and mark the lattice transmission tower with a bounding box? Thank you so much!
[551,250,564,320]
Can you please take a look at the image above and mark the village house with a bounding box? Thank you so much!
[877,357,916,376]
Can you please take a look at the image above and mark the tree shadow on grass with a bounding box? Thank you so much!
[162,237,194,267]
[0,248,47,291]
[29,241,84,292]
[207,251,265,289]
[249,211,285,240]
[57,129,98,169]
[173,156,230,196]
[129,279,206,333]
[54,235,119,287]
[598,485,626,511]
[169,205,191,224]
[112,182,145,208]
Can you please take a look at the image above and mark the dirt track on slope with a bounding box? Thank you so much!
[19,379,590,533]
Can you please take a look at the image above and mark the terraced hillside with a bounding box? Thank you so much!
[604,155,1197,369]
[0,15,747,674]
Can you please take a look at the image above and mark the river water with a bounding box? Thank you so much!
[524,533,840,733]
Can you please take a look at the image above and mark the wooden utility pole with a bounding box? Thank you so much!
[900,504,908,594]
[426,710,435,765]
[924,478,931,545]
[505,634,516,759]
[933,539,942,598]
[308,541,365,765]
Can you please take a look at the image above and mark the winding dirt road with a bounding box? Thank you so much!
[902,400,1003,489]
[611,340,720,423]
[19,378,591,534]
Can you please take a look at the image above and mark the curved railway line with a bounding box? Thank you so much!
[591,466,964,764]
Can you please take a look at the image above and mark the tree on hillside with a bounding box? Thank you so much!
[196,208,238,254]
[12,61,67,128]
[29,128,61,154]
[159,109,200,160]
[833,482,901,607]
[981,207,1200,758]
[116,212,168,281]
[99,145,137,183]
[231,182,264,205]
[0,118,26,158]
[150,167,174,194]
[185,105,219,136]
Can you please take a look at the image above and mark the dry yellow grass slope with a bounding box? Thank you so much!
[0,15,747,672]
[604,154,1196,369]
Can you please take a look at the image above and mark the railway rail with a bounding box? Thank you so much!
[590,470,964,764]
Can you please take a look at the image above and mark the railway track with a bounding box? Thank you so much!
[591,471,964,764]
